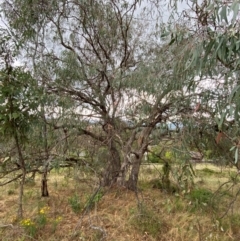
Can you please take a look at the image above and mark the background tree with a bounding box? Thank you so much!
[0,28,41,217]
[163,0,240,169]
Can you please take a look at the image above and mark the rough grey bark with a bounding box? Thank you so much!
[102,144,121,186]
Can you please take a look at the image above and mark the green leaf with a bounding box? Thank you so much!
[216,111,227,131]
[231,1,239,23]
[161,31,170,38]
[215,37,224,56]
[229,104,235,116]
[206,3,214,11]
[229,85,240,102]
[12,112,20,119]
[236,40,240,51]
[220,5,228,24]
[169,37,176,45]
[230,146,236,152]
[235,148,239,164]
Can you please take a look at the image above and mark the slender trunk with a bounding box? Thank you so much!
[116,156,129,186]
[116,130,137,186]
[127,154,142,191]
[18,171,26,219]
[41,108,49,197]
[41,170,49,197]
[14,130,25,219]
[126,127,152,191]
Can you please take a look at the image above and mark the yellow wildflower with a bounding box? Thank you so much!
[39,206,50,214]
[55,216,62,222]
[20,218,34,227]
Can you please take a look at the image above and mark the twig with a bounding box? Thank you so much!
[72,185,103,238]
[89,225,107,241]
[219,188,240,220]
[0,224,14,228]
[196,219,203,241]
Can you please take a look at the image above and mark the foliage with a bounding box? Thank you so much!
[85,189,104,210]
[187,188,214,212]
[0,68,39,139]
[0,0,208,191]
[68,194,82,214]
[165,0,240,170]
[36,206,49,228]
[165,150,173,160]
[19,205,62,237]
[0,164,240,240]
[147,152,161,164]
[225,214,240,235]
[20,218,37,237]
[2,1,240,229]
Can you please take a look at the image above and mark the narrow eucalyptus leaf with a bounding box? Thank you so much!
[220,6,228,24]
[235,148,239,163]
[231,1,239,22]
[230,146,236,151]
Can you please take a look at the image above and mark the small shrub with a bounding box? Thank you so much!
[20,218,37,237]
[165,151,173,160]
[148,153,161,163]
[129,205,163,238]
[36,206,49,228]
[173,198,186,212]
[85,189,103,210]
[51,216,62,233]
[7,189,15,195]
[68,194,82,214]
[187,188,213,212]
[228,214,240,234]
[172,162,195,192]
[189,188,212,203]
[204,150,214,159]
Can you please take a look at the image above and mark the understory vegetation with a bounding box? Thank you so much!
[1,163,240,241]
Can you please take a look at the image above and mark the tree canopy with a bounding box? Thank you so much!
[0,1,240,217]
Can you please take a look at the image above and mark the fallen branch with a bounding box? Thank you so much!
[0,224,14,228]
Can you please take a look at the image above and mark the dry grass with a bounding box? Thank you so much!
[0,164,240,241]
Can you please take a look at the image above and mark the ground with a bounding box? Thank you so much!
[0,163,240,241]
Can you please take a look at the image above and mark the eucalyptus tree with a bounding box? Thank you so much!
[161,0,240,169]
[0,28,65,211]
[1,0,203,190]
[0,28,41,217]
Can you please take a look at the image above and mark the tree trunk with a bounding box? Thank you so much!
[127,155,142,191]
[116,156,129,186]
[102,144,121,186]
[41,171,49,197]
[126,127,152,191]
[18,171,26,219]
[14,129,25,219]
[41,108,49,197]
